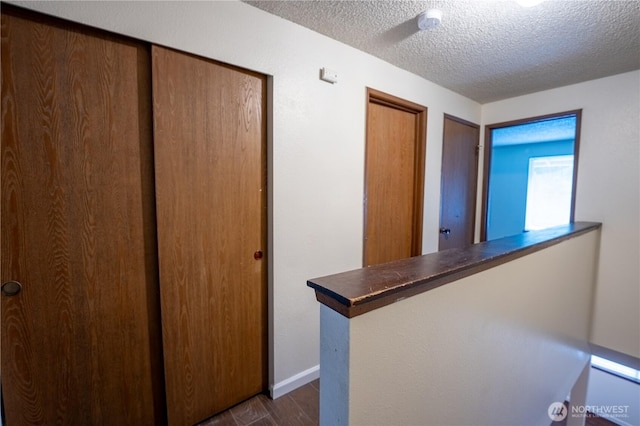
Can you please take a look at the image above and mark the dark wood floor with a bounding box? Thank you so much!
[199,379,616,426]
[198,380,319,426]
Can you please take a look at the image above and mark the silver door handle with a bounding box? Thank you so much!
[439,227,451,235]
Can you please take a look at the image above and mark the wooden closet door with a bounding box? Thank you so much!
[152,46,268,425]
[363,89,427,266]
[1,9,164,425]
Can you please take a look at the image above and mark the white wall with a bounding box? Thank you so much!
[481,71,640,359]
[320,229,599,425]
[7,0,481,391]
[586,368,640,426]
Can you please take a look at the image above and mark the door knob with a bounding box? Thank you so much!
[254,250,264,260]
[1,280,22,297]
[439,227,451,235]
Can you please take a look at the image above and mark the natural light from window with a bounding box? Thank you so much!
[524,155,574,231]
[591,355,640,384]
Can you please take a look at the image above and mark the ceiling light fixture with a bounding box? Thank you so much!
[417,9,442,30]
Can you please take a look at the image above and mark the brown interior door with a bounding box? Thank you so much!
[1,9,164,424]
[438,114,480,250]
[152,46,268,425]
[363,89,427,266]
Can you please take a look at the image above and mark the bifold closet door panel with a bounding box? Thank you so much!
[151,45,268,425]
[1,8,165,425]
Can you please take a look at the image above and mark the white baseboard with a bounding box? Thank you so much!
[270,365,320,399]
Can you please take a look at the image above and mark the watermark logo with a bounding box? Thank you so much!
[548,402,630,421]
[548,402,567,422]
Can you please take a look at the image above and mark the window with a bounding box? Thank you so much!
[483,111,581,241]
[591,355,640,384]
[524,155,574,231]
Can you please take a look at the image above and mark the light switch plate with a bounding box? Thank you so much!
[320,68,338,84]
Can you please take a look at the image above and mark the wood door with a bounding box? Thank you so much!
[363,89,427,266]
[1,8,164,425]
[152,46,268,425]
[438,114,479,250]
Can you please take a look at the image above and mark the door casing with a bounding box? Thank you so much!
[363,88,427,266]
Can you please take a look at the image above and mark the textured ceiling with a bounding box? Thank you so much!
[244,0,640,103]
[492,115,577,145]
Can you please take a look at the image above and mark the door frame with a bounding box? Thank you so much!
[481,109,582,241]
[363,88,427,265]
[439,113,480,250]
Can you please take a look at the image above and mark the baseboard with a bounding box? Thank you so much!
[270,365,320,399]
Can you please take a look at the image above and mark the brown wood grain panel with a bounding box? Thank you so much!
[439,114,480,250]
[364,102,415,265]
[1,8,163,424]
[363,89,427,267]
[152,45,267,425]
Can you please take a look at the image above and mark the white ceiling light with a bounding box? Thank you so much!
[417,9,442,30]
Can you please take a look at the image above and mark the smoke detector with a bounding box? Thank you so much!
[417,9,442,30]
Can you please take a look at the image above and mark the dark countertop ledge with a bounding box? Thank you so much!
[307,222,601,318]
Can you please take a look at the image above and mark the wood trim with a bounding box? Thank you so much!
[367,88,427,113]
[570,110,582,222]
[309,222,601,318]
[364,88,427,261]
[483,109,583,130]
[443,113,480,129]
[412,107,427,257]
[481,109,582,241]
[480,124,493,241]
